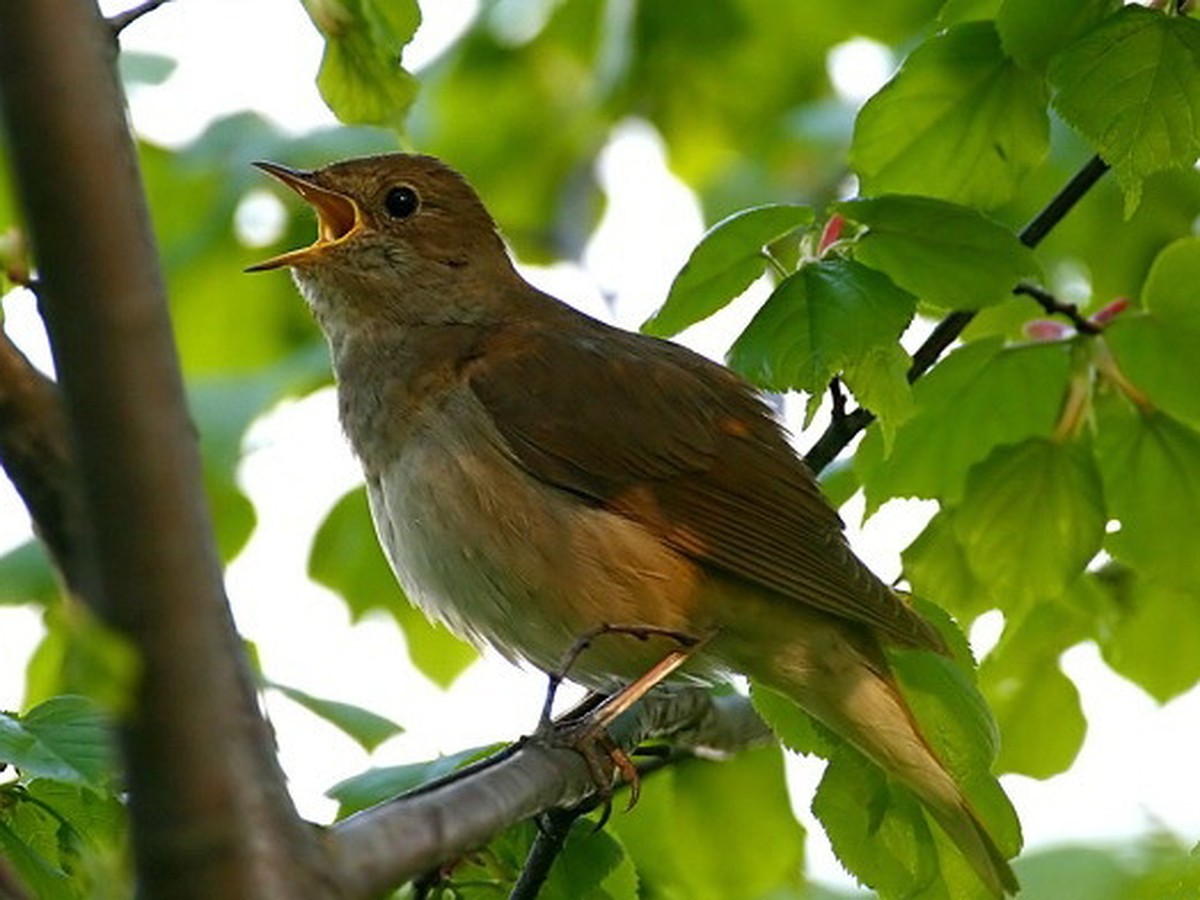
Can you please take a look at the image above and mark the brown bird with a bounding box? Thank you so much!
[249,153,1018,897]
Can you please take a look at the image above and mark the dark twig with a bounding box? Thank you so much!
[829,377,847,419]
[1013,282,1102,334]
[108,0,172,35]
[804,154,1110,474]
[509,808,584,900]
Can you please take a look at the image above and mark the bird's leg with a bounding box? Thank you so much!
[538,623,703,728]
[538,624,711,817]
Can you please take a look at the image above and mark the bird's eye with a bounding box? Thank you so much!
[384,186,420,219]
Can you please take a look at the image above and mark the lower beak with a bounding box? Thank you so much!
[246,161,362,272]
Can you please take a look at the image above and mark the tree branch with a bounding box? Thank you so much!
[0,2,333,897]
[108,0,173,35]
[804,154,1111,473]
[329,690,772,897]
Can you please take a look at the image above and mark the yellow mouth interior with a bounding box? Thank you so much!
[246,163,362,271]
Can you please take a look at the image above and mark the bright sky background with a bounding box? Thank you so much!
[2,0,1198,892]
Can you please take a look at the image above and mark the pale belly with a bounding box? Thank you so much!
[363,394,717,689]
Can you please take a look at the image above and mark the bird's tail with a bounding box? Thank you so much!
[728,617,1018,897]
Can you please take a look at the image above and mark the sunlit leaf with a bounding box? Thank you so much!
[851,22,1049,208]
[1049,6,1200,212]
[611,747,803,900]
[837,195,1038,310]
[326,743,499,819]
[269,682,402,753]
[979,602,1089,777]
[301,0,421,129]
[1095,399,1200,589]
[728,258,915,394]
[1091,564,1200,703]
[0,696,115,790]
[950,438,1106,610]
[1106,236,1200,431]
[842,342,914,452]
[856,338,1073,511]
[643,204,813,337]
[997,0,1119,72]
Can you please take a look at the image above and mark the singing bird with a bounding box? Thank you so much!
[250,153,1018,896]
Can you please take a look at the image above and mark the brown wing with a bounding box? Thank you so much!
[470,310,945,652]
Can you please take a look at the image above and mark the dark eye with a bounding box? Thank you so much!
[384,186,419,219]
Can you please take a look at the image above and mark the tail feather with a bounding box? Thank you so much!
[727,612,1019,896]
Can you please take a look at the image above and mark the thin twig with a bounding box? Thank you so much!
[803,154,1111,473]
[1013,282,1102,334]
[109,0,173,35]
[508,809,583,900]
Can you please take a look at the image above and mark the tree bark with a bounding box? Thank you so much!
[0,2,334,897]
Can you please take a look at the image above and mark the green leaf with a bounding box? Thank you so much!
[904,509,995,622]
[269,682,402,753]
[0,696,116,789]
[1106,236,1200,431]
[643,204,813,337]
[997,0,1118,72]
[750,683,839,759]
[850,21,1049,209]
[950,438,1106,610]
[812,747,943,898]
[837,195,1039,311]
[1049,6,1200,212]
[842,343,915,452]
[326,743,499,819]
[0,819,73,900]
[1095,399,1200,590]
[0,541,58,607]
[309,487,476,687]
[1092,564,1200,703]
[541,822,635,900]
[856,338,1074,511]
[611,746,803,900]
[727,257,916,394]
[979,602,1089,778]
[302,0,421,129]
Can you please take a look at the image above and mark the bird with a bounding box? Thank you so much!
[248,152,1019,897]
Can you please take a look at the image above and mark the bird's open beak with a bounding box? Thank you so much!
[246,161,363,272]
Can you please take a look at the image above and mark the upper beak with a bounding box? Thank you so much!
[246,161,362,272]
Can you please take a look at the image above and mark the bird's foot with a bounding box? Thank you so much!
[535,625,710,822]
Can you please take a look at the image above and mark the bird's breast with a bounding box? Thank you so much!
[364,387,716,688]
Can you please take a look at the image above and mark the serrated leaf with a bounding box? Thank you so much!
[750,683,839,759]
[0,819,73,900]
[0,697,115,789]
[270,682,402,753]
[327,743,499,819]
[843,343,915,453]
[610,747,803,900]
[302,0,421,129]
[997,0,1118,72]
[856,338,1073,511]
[813,747,944,897]
[851,21,1049,209]
[1106,236,1200,431]
[1095,400,1200,589]
[310,487,476,687]
[1049,6,1200,212]
[950,438,1106,610]
[727,258,915,393]
[1092,563,1200,704]
[838,195,1038,311]
[643,204,813,337]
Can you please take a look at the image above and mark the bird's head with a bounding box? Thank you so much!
[249,153,518,328]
